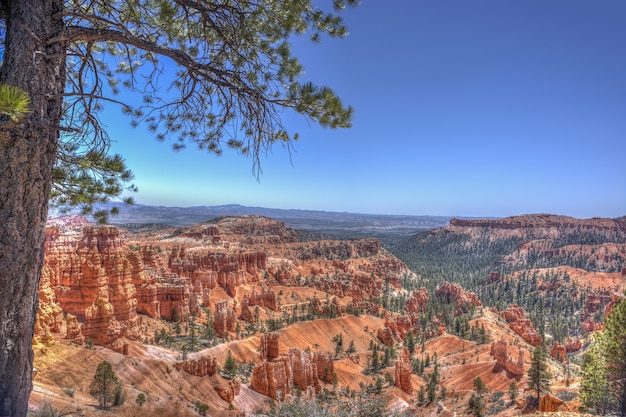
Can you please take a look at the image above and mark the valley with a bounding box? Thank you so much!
[30,211,626,416]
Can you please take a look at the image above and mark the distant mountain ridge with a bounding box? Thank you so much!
[61,202,455,238]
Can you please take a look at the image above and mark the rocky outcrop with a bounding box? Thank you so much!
[449,215,626,232]
[251,356,293,400]
[405,288,429,314]
[248,286,280,312]
[214,379,240,403]
[239,294,253,323]
[384,315,415,341]
[500,304,542,346]
[377,326,394,346]
[394,347,412,394]
[251,333,332,400]
[564,337,581,352]
[42,225,141,350]
[539,393,575,412]
[490,339,524,376]
[289,348,321,394]
[260,332,280,361]
[214,300,236,338]
[65,314,84,345]
[435,282,481,315]
[156,279,190,321]
[313,351,334,384]
[174,356,218,377]
[550,343,566,362]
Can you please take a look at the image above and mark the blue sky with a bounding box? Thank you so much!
[106,0,626,218]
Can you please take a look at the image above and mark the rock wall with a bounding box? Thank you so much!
[394,347,413,394]
[40,225,141,350]
[214,300,236,338]
[500,304,542,346]
[490,339,524,376]
[435,282,481,315]
[251,333,332,400]
[174,356,217,377]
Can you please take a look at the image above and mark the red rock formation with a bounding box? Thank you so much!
[214,300,236,338]
[551,343,566,362]
[251,356,293,400]
[156,279,190,321]
[289,348,321,394]
[384,315,415,341]
[377,326,394,346]
[249,286,280,312]
[450,214,626,232]
[214,379,240,403]
[539,393,575,412]
[64,313,84,345]
[239,294,253,323]
[174,356,217,376]
[435,282,481,315]
[260,332,281,361]
[394,347,413,394]
[42,225,141,350]
[500,304,542,346]
[313,351,334,384]
[251,333,332,400]
[582,318,603,332]
[490,339,524,377]
[564,337,581,352]
[405,288,429,314]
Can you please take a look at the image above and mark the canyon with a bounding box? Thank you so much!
[29,213,625,416]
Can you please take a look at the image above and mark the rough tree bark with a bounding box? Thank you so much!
[0,0,65,415]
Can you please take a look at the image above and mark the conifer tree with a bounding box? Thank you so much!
[89,361,119,409]
[598,296,626,416]
[527,345,551,400]
[223,350,238,380]
[580,340,614,414]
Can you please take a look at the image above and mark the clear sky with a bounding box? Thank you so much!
[105,0,626,219]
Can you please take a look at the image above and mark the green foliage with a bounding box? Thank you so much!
[58,0,357,187]
[469,393,485,417]
[88,360,119,409]
[387,225,626,347]
[0,83,30,121]
[265,393,400,417]
[508,381,519,402]
[582,296,626,416]
[51,147,136,224]
[222,350,238,379]
[527,346,551,400]
[135,392,146,407]
[473,377,487,397]
[195,402,209,416]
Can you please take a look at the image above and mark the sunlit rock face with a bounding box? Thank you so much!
[39,225,141,351]
[499,304,542,346]
[251,332,332,400]
[174,356,217,377]
[490,338,524,377]
[394,347,412,394]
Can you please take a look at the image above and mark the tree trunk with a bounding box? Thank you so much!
[0,0,65,415]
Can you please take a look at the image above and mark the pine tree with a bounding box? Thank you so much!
[223,350,238,380]
[598,296,626,416]
[528,345,551,400]
[580,340,614,414]
[508,381,519,402]
[89,361,119,409]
